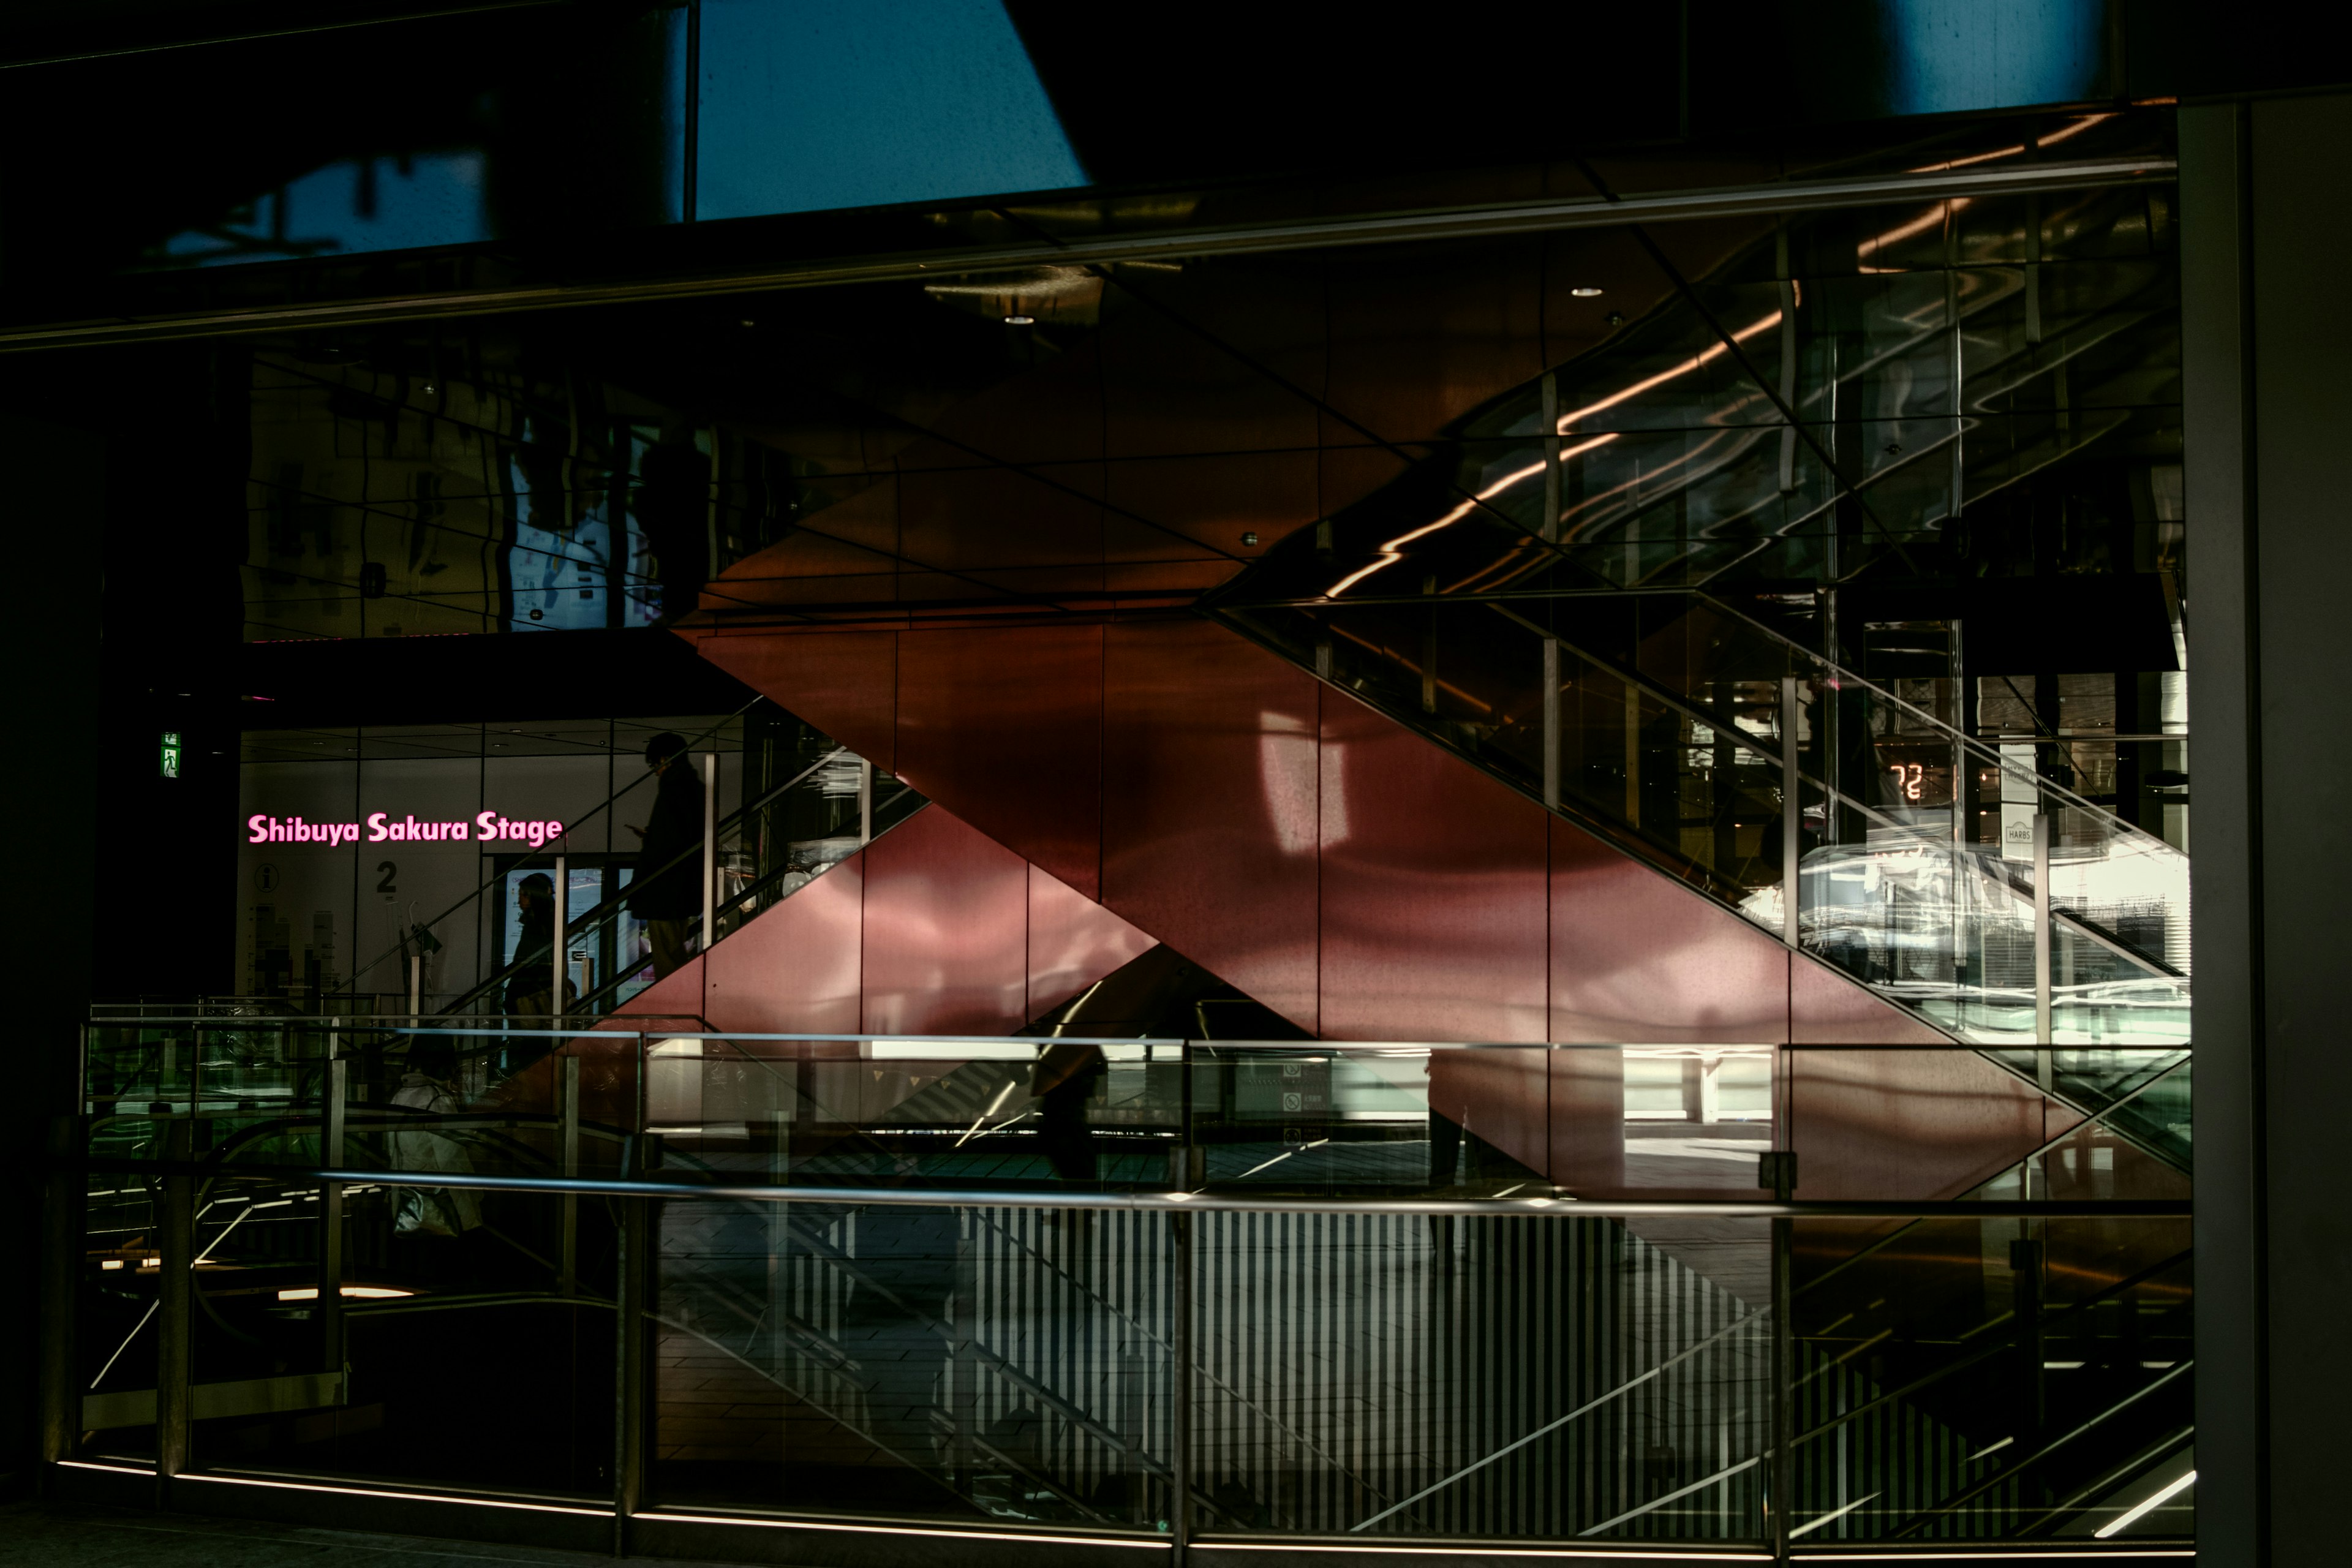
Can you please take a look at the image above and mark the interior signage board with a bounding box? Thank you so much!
[245,811,567,847]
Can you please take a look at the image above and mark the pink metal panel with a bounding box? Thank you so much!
[860,805,1030,1036]
[1548,818,1792,1044]
[1101,620,1322,1034]
[1027,862,1155,1022]
[1548,1049,1626,1194]
[703,855,866,1036]
[1789,952,1953,1044]
[690,629,899,775]
[609,952,706,1027]
[894,624,1105,900]
[1789,1048,2078,1202]
[1428,1048,1551,1180]
[1317,690,1550,1042]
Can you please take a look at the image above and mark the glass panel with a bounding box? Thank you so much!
[1192,1044,1551,1199]
[199,1188,616,1494]
[1194,1213,1772,1542]
[652,1037,1183,1193]
[77,1163,167,1464]
[1788,1215,2191,1542]
[652,1199,1174,1531]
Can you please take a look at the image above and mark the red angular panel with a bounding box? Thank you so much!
[1548,817,1792,1044]
[1428,1047,1552,1180]
[689,629,899,776]
[1317,690,1550,1042]
[1027,863,1155,1022]
[1549,1048,1626,1194]
[894,624,1104,900]
[703,856,865,1036]
[1789,1048,2079,1202]
[609,951,705,1027]
[859,805,1030,1036]
[1789,950,1955,1044]
[1101,620,1321,1034]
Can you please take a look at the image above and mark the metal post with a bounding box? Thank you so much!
[700,753,718,948]
[1542,638,1562,812]
[551,853,567,1018]
[1170,1208,1193,1560]
[1771,1214,1793,1564]
[614,1175,650,1553]
[407,953,422,1019]
[318,1055,346,1373]
[952,1221,976,1498]
[39,1113,79,1467]
[1781,676,1801,948]
[155,1117,194,1505]
[1540,370,1562,545]
[615,1044,652,1550]
[1624,683,1642,825]
[2033,813,2054,1044]
[856,756,873,845]
[558,1057,580,1297]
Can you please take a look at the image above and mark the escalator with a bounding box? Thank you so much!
[1200,192,2191,1175]
[425,726,927,1028]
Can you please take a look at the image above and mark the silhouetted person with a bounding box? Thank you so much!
[1033,1042,1106,1182]
[628,732,703,979]
[505,873,556,1020]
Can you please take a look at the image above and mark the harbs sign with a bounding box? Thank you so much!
[246,812,565,847]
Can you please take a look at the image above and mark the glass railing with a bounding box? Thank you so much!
[440,753,926,1022]
[79,1025,2190,1204]
[58,1026,2192,1551]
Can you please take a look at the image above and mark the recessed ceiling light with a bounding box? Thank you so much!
[1570,286,1605,298]
[1004,314,1036,325]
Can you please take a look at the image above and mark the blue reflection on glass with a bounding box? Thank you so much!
[1883,0,2106,117]
[695,0,1085,221]
[148,151,492,268]
[504,424,666,633]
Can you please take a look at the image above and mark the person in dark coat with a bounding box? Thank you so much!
[627,732,704,979]
[505,872,557,1019]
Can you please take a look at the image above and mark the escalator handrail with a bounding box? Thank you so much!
[351,698,766,990]
[440,744,856,1015]
[546,787,924,1020]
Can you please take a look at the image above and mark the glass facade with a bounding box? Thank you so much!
[67,1028,2189,1547]
[7,21,2271,1560]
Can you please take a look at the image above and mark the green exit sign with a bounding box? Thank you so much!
[160,731,182,779]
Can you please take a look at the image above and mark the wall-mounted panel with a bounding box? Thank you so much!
[1318,692,1549,1042]
[895,624,1104,899]
[860,805,1030,1036]
[1789,1048,2074,1204]
[703,858,865,1036]
[1548,818,1792,1045]
[692,629,898,775]
[1027,862,1154,1023]
[1789,951,1953,1045]
[1102,620,1321,1033]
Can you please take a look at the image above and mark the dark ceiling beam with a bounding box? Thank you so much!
[0,155,2176,354]
[0,0,571,69]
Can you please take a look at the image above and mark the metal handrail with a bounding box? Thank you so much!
[347,698,764,990]
[440,744,856,1015]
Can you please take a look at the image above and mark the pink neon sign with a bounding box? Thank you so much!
[245,811,566,848]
